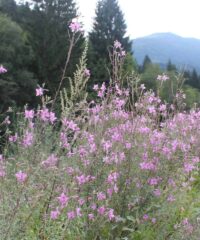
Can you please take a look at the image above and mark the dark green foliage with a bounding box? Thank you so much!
[0,0,17,20]
[88,0,132,86]
[0,0,84,98]
[167,59,177,71]
[140,63,161,91]
[23,0,84,95]
[140,55,152,73]
[0,14,37,112]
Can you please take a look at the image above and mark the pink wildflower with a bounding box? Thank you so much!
[114,40,122,49]
[9,133,18,143]
[41,154,58,168]
[107,172,119,185]
[84,68,90,77]
[36,87,44,96]
[88,213,94,220]
[69,19,82,33]
[93,84,99,91]
[49,111,57,124]
[184,163,195,173]
[167,194,176,202]
[50,209,60,220]
[78,198,85,206]
[4,116,11,125]
[15,171,27,183]
[57,192,69,207]
[97,192,106,201]
[67,210,76,220]
[0,65,7,74]
[153,189,161,197]
[157,74,169,82]
[148,177,160,186]
[107,188,113,197]
[120,50,126,57]
[108,208,115,221]
[22,131,34,147]
[76,174,88,185]
[143,214,149,221]
[97,206,106,215]
[25,110,34,119]
[76,207,82,217]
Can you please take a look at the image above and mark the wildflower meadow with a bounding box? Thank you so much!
[1,20,200,240]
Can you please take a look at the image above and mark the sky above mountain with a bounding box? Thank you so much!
[75,0,200,39]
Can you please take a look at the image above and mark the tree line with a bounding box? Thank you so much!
[0,0,133,112]
[1,0,200,112]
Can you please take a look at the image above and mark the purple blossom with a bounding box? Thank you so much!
[4,116,11,125]
[36,87,44,96]
[15,171,27,183]
[0,65,7,74]
[184,163,195,173]
[97,206,106,215]
[69,19,82,33]
[9,133,18,143]
[143,214,149,221]
[50,209,60,220]
[76,207,82,217]
[97,192,106,201]
[88,213,94,220]
[57,192,69,207]
[84,68,90,77]
[25,110,34,119]
[41,154,58,168]
[157,74,169,82]
[114,40,122,49]
[22,131,34,147]
[107,208,115,221]
[167,194,176,202]
[67,210,76,220]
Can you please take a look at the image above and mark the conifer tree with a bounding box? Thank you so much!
[141,55,152,73]
[88,0,132,85]
[26,0,84,94]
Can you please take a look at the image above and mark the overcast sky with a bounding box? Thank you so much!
[75,0,200,39]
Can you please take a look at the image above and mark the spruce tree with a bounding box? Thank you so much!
[167,59,176,71]
[141,55,152,73]
[88,0,132,86]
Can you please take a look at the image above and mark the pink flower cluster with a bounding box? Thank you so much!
[0,65,7,74]
[69,19,82,33]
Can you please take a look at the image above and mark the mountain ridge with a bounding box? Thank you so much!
[132,32,200,72]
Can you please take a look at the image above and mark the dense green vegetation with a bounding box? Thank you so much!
[1,1,200,239]
[1,0,200,111]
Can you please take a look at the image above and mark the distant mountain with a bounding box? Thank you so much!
[133,33,200,72]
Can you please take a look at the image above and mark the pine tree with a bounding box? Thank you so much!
[141,55,152,73]
[190,69,199,89]
[88,0,132,86]
[167,59,176,71]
